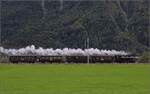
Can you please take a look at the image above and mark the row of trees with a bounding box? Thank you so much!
[1,0,149,55]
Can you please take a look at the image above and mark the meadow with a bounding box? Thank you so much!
[0,64,149,94]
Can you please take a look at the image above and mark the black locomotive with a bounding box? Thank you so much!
[9,55,138,63]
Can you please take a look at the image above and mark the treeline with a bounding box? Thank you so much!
[1,0,149,54]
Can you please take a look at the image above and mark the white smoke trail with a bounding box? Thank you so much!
[0,45,129,56]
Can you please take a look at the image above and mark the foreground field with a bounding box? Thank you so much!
[0,64,149,94]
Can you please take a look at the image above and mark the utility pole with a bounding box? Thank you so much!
[60,0,63,11]
[87,37,90,64]
[85,28,90,64]
[41,0,47,20]
[0,0,1,47]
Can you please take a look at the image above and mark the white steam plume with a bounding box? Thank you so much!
[0,45,129,56]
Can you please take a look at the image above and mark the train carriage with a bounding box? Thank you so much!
[39,56,64,63]
[9,56,37,63]
[66,56,87,63]
[90,56,114,63]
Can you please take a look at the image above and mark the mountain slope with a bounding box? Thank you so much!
[1,0,149,54]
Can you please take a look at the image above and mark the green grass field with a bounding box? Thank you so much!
[0,64,149,94]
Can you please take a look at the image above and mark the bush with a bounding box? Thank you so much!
[138,52,150,63]
[0,57,9,63]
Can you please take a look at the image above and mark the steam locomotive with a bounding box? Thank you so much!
[9,55,138,63]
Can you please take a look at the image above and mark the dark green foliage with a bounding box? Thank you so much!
[0,57,9,63]
[138,52,150,63]
[1,0,149,54]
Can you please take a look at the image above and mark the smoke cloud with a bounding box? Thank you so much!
[0,45,129,56]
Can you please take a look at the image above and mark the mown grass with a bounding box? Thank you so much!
[0,64,149,94]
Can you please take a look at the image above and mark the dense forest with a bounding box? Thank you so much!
[1,0,149,54]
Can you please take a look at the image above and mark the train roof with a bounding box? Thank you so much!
[9,54,133,56]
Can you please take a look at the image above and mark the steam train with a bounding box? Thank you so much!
[9,55,138,63]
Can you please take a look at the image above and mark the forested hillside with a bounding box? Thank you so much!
[1,0,149,54]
